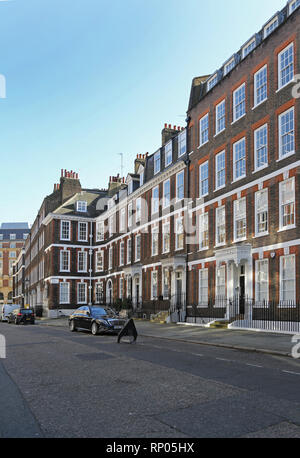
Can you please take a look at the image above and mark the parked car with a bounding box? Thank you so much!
[1,304,19,322]
[7,308,35,325]
[68,306,126,335]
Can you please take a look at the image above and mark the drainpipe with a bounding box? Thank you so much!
[184,116,191,322]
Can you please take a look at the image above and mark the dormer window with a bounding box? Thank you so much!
[76,201,87,212]
[264,16,278,38]
[140,169,144,186]
[128,180,133,195]
[154,151,161,175]
[242,37,256,59]
[165,141,172,167]
[224,57,235,76]
[289,0,300,14]
[207,74,218,91]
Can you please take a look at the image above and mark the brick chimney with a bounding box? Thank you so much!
[134,153,147,174]
[162,123,182,147]
[59,169,82,203]
[108,174,124,195]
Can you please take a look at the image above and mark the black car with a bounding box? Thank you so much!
[68,306,126,335]
[8,308,35,325]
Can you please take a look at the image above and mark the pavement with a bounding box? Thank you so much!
[35,317,297,358]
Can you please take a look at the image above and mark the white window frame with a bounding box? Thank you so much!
[215,206,226,247]
[289,0,300,15]
[151,271,158,300]
[198,268,208,307]
[199,212,209,250]
[165,141,172,167]
[96,250,104,272]
[127,238,132,265]
[77,282,87,304]
[154,151,161,175]
[136,197,142,223]
[234,198,247,242]
[233,137,246,181]
[215,99,226,135]
[176,171,184,202]
[120,208,126,232]
[60,250,70,272]
[78,250,87,273]
[233,83,246,123]
[280,255,296,304]
[152,186,159,215]
[175,216,184,251]
[151,227,159,257]
[60,220,71,241]
[199,113,209,147]
[108,246,113,270]
[255,259,269,304]
[162,222,170,254]
[207,73,218,91]
[199,161,209,198]
[119,241,125,266]
[255,189,269,237]
[278,42,294,90]
[59,282,70,304]
[215,265,226,304]
[215,150,226,190]
[76,201,87,212]
[279,178,295,231]
[178,130,187,157]
[254,65,268,108]
[254,124,268,171]
[78,222,88,242]
[263,16,278,39]
[242,37,256,59]
[278,107,295,160]
[135,234,141,262]
[224,57,235,76]
[128,202,133,228]
[163,179,170,209]
[96,221,104,242]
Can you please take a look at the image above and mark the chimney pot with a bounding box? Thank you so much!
[174,125,176,130]
[168,124,171,129]
[164,123,167,128]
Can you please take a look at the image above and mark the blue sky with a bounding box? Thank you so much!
[0,0,286,224]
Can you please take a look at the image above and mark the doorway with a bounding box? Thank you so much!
[239,265,245,315]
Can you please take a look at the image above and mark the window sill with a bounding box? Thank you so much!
[253,233,269,239]
[233,237,247,243]
[231,113,246,126]
[231,175,246,184]
[276,80,294,93]
[214,243,226,249]
[276,151,295,162]
[214,185,226,192]
[277,225,296,232]
[198,247,209,252]
[252,164,268,174]
[252,98,267,110]
[214,128,225,138]
[198,141,209,149]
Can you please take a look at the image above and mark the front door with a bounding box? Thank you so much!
[176,272,182,307]
[239,266,245,315]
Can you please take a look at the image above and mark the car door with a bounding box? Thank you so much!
[81,307,92,330]
[73,307,85,329]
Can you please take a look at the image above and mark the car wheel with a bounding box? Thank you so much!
[69,320,77,332]
[14,318,19,325]
[91,322,99,336]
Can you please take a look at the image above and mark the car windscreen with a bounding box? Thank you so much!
[91,307,115,318]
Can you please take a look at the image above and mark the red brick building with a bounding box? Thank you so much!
[23,1,300,331]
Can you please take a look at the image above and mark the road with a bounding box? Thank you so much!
[1,321,300,438]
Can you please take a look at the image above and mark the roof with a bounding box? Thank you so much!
[0,223,29,230]
[52,190,108,218]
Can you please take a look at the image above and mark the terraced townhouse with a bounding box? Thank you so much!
[20,1,300,329]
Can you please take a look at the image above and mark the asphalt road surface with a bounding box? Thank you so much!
[1,321,300,438]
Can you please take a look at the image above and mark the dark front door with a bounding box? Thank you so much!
[239,275,245,315]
